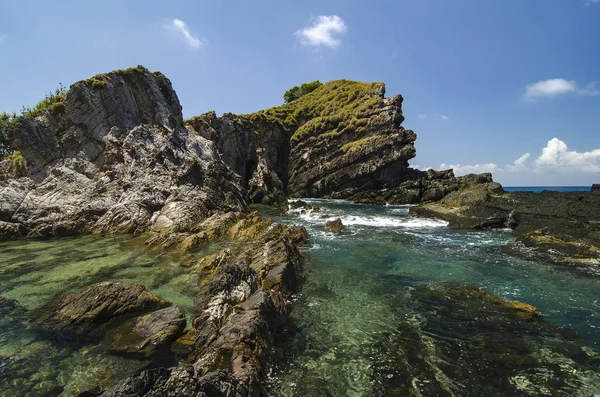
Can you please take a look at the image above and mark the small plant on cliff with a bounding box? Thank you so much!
[0,112,18,156]
[20,83,67,118]
[283,80,323,103]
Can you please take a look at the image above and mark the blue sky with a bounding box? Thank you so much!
[1,0,599,186]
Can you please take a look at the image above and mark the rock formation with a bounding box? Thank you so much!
[411,182,600,274]
[0,66,246,240]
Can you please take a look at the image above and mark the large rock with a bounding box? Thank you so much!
[88,216,307,397]
[1,66,246,240]
[103,306,186,358]
[411,185,600,273]
[32,281,168,338]
[187,80,463,206]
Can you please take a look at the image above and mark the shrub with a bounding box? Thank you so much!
[283,80,323,103]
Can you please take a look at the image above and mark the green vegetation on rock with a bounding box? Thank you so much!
[283,80,323,103]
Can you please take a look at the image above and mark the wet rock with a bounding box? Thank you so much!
[0,296,22,316]
[325,218,345,233]
[369,282,600,396]
[95,216,307,396]
[32,281,168,338]
[103,306,186,358]
[411,186,600,273]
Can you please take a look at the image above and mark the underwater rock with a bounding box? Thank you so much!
[0,296,22,316]
[32,281,168,338]
[325,218,345,233]
[369,282,600,396]
[103,306,186,359]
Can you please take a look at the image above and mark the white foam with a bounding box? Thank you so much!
[336,215,448,229]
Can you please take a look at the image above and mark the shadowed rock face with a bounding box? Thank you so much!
[0,66,246,239]
[186,80,468,207]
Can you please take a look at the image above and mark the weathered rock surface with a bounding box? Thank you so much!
[81,214,308,396]
[325,218,345,233]
[411,182,600,273]
[0,66,246,241]
[187,80,465,206]
[102,306,186,359]
[32,281,168,338]
[369,282,600,396]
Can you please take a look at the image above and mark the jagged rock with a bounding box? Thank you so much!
[0,66,246,241]
[32,281,168,338]
[591,184,600,193]
[103,306,186,358]
[368,282,600,396]
[92,216,307,397]
[411,184,600,273]
[325,218,345,233]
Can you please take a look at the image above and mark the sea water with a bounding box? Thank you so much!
[0,201,598,395]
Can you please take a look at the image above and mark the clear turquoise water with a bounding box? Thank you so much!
[260,199,600,396]
[0,234,212,396]
[0,202,599,396]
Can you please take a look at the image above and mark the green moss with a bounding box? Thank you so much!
[340,135,381,153]
[239,79,387,141]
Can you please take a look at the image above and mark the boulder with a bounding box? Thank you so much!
[325,218,345,233]
[32,281,168,338]
[103,306,186,358]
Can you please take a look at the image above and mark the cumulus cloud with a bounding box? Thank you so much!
[533,138,600,172]
[295,15,347,48]
[440,138,600,177]
[439,162,498,176]
[166,19,202,48]
[524,78,600,99]
[441,115,449,120]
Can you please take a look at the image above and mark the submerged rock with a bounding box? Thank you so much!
[369,282,600,396]
[325,218,345,233]
[32,281,168,338]
[103,306,186,359]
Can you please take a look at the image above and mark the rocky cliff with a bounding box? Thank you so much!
[0,66,246,240]
[187,79,468,207]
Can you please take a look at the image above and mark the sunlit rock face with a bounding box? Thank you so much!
[1,66,246,239]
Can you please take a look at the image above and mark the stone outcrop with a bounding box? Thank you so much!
[78,213,308,396]
[325,218,345,233]
[411,183,600,273]
[103,306,186,359]
[0,66,246,240]
[187,80,464,207]
[32,281,168,338]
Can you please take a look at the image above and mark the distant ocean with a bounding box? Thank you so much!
[504,186,591,193]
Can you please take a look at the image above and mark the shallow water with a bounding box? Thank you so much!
[0,234,212,396]
[259,199,600,396]
[0,201,599,396]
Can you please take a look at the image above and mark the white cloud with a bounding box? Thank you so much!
[506,152,531,172]
[417,113,428,120]
[439,162,498,176]
[585,0,600,5]
[524,78,600,99]
[441,115,449,120]
[533,138,600,172]
[166,19,202,49]
[295,15,347,48]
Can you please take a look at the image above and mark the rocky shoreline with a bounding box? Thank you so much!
[1,66,599,395]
